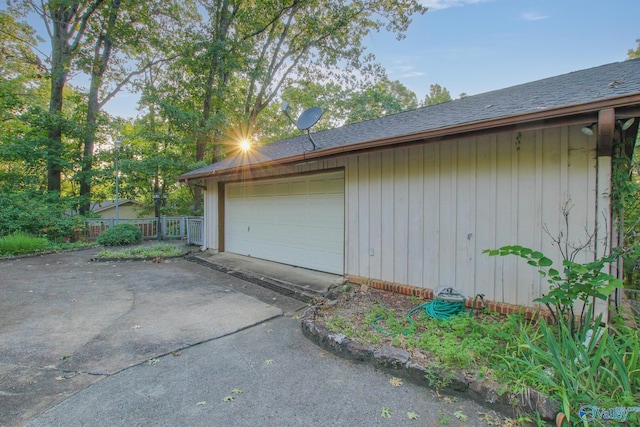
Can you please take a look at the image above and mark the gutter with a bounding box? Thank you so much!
[178,92,640,182]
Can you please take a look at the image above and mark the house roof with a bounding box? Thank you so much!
[179,58,640,181]
[90,199,140,213]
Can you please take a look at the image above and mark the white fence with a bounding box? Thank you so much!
[186,217,204,246]
[85,216,204,246]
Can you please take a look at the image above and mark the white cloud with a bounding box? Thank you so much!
[388,65,426,79]
[401,71,427,78]
[521,11,549,21]
[420,0,489,11]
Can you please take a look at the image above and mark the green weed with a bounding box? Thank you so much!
[97,243,183,259]
[0,232,48,255]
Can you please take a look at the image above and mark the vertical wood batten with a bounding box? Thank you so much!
[204,178,218,251]
[439,141,457,287]
[346,156,359,275]
[369,152,382,279]
[474,135,496,300]
[380,152,395,282]
[393,149,409,284]
[531,130,544,307]
[357,154,370,278]
[455,137,476,297]
[516,131,537,306]
[423,143,441,289]
[408,145,424,287]
[493,132,516,303]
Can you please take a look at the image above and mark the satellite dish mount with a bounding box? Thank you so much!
[281,102,323,150]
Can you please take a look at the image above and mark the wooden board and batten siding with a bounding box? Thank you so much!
[204,124,607,309]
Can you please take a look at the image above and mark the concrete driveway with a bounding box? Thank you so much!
[0,247,287,426]
[1,246,505,427]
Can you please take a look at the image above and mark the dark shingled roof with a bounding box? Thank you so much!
[181,58,640,179]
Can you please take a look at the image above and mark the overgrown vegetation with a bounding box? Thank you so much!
[96,223,142,246]
[97,243,183,259]
[0,192,85,242]
[498,314,639,426]
[484,246,621,337]
[326,292,639,426]
[0,232,48,256]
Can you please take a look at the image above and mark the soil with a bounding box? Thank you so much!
[315,284,462,369]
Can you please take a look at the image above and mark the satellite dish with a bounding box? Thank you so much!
[297,107,323,131]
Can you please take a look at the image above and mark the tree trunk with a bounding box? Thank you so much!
[79,0,120,214]
[46,18,69,193]
[79,84,99,214]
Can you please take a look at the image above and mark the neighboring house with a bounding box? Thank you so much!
[90,200,143,219]
[178,59,640,317]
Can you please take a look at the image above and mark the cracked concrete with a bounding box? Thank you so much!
[0,246,287,427]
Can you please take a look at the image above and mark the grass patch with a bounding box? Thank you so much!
[97,243,183,259]
[350,303,517,369]
[0,232,48,256]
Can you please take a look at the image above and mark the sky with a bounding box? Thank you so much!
[7,0,640,119]
[369,0,640,103]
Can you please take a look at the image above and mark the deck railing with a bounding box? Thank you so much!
[186,217,204,246]
[85,216,204,246]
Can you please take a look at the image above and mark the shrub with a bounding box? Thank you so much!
[0,232,48,256]
[96,223,142,246]
[0,191,85,242]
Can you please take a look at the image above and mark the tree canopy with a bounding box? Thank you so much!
[1,0,449,225]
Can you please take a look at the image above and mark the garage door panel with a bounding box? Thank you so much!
[225,172,344,274]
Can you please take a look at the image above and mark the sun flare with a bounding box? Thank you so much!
[239,139,251,152]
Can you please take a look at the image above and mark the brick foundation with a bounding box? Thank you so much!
[346,275,548,321]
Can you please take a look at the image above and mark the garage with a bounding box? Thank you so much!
[224,171,345,274]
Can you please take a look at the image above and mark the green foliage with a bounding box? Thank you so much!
[422,83,452,106]
[330,303,517,370]
[0,192,85,242]
[97,243,182,259]
[628,38,640,59]
[499,315,639,425]
[484,246,621,335]
[96,223,142,246]
[0,232,48,256]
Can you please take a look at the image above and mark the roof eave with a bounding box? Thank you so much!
[179,92,640,182]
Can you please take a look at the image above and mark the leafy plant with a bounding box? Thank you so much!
[438,413,451,425]
[499,315,639,426]
[97,243,182,259]
[484,246,621,336]
[0,191,86,242]
[96,223,142,246]
[0,232,48,256]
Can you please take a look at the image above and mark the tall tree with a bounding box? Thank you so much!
[22,0,105,192]
[182,0,427,210]
[342,77,418,123]
[628,39,640,59]
[75,0,194,213]
[422,83,452,106]
[0,9,48,191]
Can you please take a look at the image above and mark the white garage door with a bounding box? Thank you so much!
[225,171,344,274]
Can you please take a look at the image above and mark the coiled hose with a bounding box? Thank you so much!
[372,294,484,335]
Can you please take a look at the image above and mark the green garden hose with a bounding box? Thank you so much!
[371,294,484,335]
[412,299,466,322]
